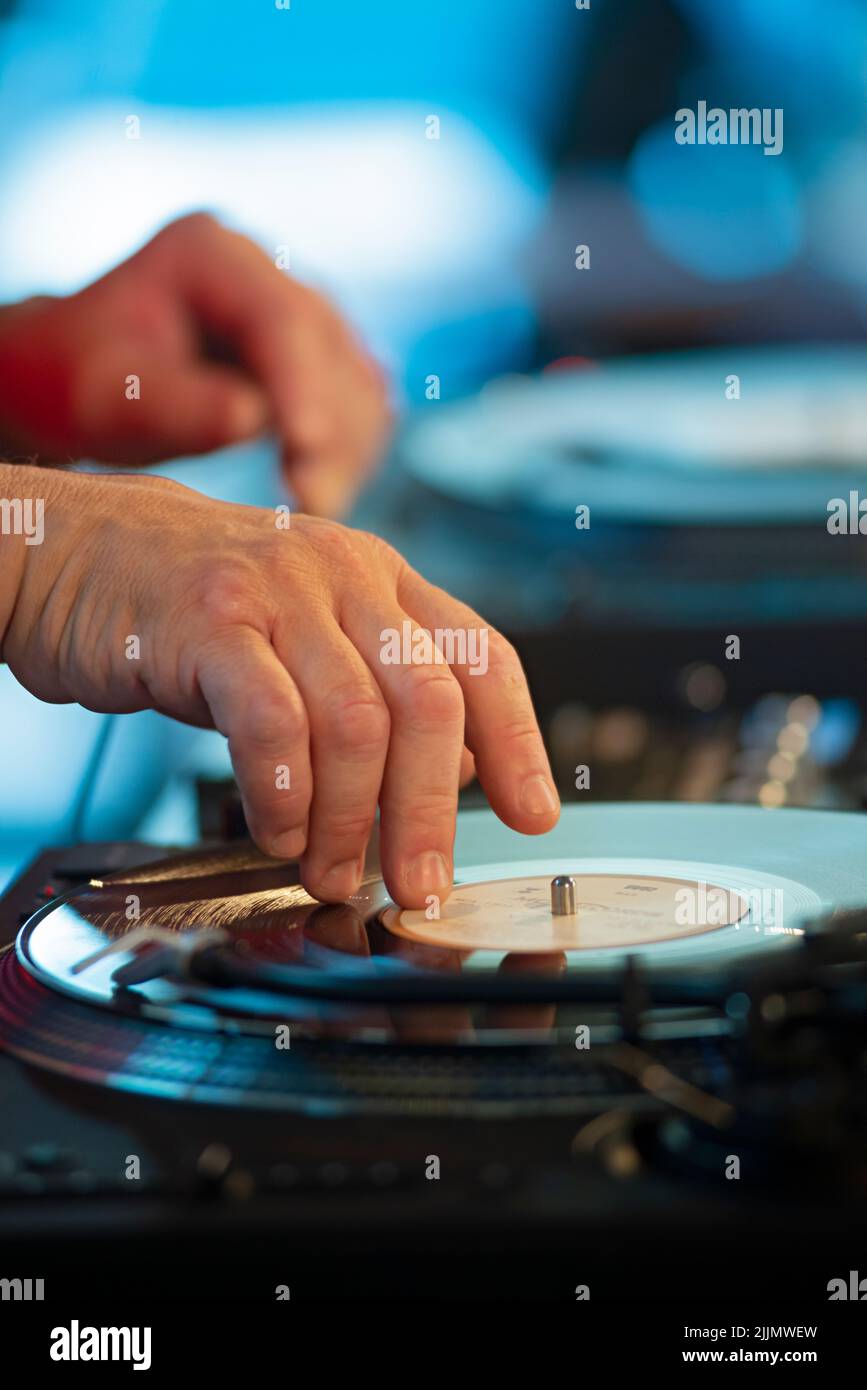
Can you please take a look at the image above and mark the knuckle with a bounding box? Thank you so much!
[192,563,258,628]
[400,794,457,836]
[397,668,464,726]
[240,689,307,749]
[260,529,306,571]
[249,817,307,858]
[497,716,543,754]
[145,211,220,264]
[484,630,521,677]
[169,209,221,240]
[359,530,401,569]
[116,284,175,339]
[317,810,376,846]
[320,686,390,753]
[303,519,361,570]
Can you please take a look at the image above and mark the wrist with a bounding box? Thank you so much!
[0,297,64,459]
[0,463,83,662]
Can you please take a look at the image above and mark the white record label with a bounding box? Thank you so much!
[385,873,749,953]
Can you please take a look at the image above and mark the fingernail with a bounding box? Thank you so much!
[520,774,559,817]
[319,859,362,901]
[269,829,306,860]
[405,851,451,897]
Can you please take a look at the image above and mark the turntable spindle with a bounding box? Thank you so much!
[550,875,577,916]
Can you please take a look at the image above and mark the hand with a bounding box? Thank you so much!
[2,467,560,907]
[0,213,391,517]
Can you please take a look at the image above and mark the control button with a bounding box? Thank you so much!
[478,1162,513,1190]
[196,1142,232,1183]
[269,1163,300,1189]
[317,1162,349,1187]
[368,1161,400,1188]
[195,1141,241,1199]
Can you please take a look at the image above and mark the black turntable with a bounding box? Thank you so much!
[1,803,866,1309]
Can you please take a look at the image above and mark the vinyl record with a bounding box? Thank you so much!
[1,804,865,1111]
[402,346,867,524]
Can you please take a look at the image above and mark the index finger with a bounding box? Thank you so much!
[144,213,340,455]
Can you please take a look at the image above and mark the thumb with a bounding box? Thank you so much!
[77,354,270,464]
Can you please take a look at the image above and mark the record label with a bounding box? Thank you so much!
[383,873,749,953]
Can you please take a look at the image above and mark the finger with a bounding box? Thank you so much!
[286,447,360,520]
[340,595,465,910]
[274,615,390,904]
[459,747,476,788]
[195,628,312,859]
[78,352,270,464]
[397,569,560,835]
[284,349,392,517]
[146,215,387,479]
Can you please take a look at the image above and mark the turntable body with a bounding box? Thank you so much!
[1,803,865,1299]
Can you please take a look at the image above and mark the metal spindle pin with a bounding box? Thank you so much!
[550,874,577,916]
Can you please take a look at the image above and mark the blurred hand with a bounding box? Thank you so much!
[0,213,392,517]
[2,468,559,907]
